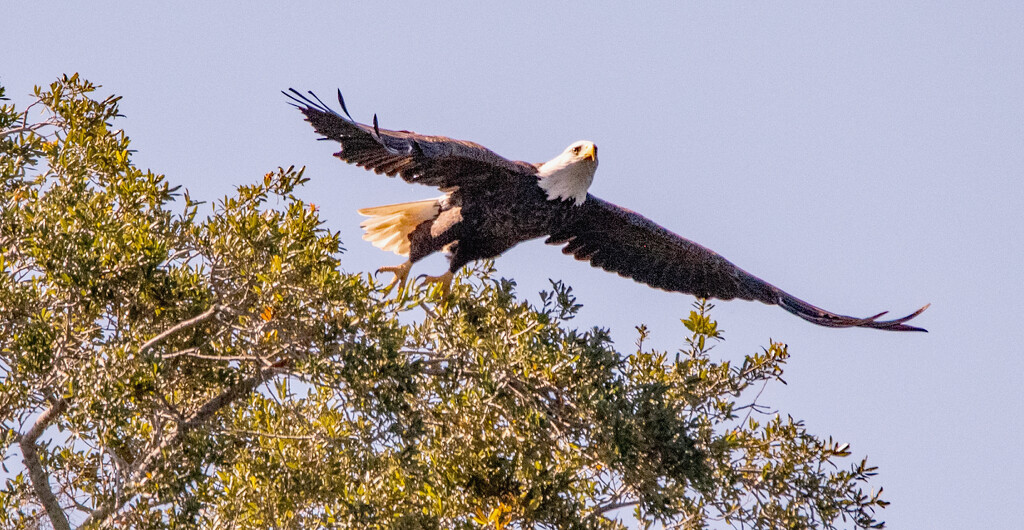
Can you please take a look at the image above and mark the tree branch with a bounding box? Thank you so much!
[594,498,639,517]
[159,348,261,362]
[138,305,224,354]
[224,429,318,441]
[0,120,55,138]
[80,364,285,528]
[19,397,71,530]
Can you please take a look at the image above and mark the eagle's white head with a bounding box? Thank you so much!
[537,140,598,206]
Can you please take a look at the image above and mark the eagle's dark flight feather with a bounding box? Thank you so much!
[551,197,929,331]
[285,89,536,189]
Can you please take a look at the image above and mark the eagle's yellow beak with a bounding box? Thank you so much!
[582,143,596,161]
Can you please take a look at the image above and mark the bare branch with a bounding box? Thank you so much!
[593,498,639,517]
[224,429,317,441]
[400,349,445,358]
[19,398,71,530]
[510,321,539,339]
[0,120,56,138]
[159,348,260,363]
[138,305,223,355]
[739,379,771,427]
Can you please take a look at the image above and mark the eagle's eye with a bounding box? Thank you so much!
[572,145,582,155]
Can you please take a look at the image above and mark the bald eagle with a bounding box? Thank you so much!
[286,89,928,332]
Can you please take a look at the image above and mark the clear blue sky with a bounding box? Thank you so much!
[6,2,1023,527]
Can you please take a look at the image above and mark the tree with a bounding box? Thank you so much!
[0,75,888,529]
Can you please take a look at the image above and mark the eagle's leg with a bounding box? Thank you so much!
[418,270,454,297]
[377,261,413,294]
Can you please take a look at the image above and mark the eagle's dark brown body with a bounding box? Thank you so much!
[286,89,929,331]
[424,179,574,270]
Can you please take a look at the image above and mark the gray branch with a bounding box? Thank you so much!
[595,499,638,515]
[0,120,55,138]
[19,398,71,530]
[138,305,224,355]
[80,364,284,528]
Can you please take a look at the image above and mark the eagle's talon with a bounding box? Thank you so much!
[377,261,413,295]
[417,271,454,297]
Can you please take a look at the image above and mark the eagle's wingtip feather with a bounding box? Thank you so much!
[337,89,354,120]
[866,303,930,331]
[307,90,338,117]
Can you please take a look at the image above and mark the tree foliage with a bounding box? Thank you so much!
[1,75,888,529]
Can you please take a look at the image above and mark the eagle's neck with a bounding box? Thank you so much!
[536,158,596,206]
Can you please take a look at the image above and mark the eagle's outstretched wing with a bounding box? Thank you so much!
[285,89,537,188]
[548,196,929,331]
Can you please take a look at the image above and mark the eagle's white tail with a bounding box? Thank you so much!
[357,197,442,256]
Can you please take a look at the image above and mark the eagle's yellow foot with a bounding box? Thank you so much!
[417,270,454,297]
[377,261,413,294]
